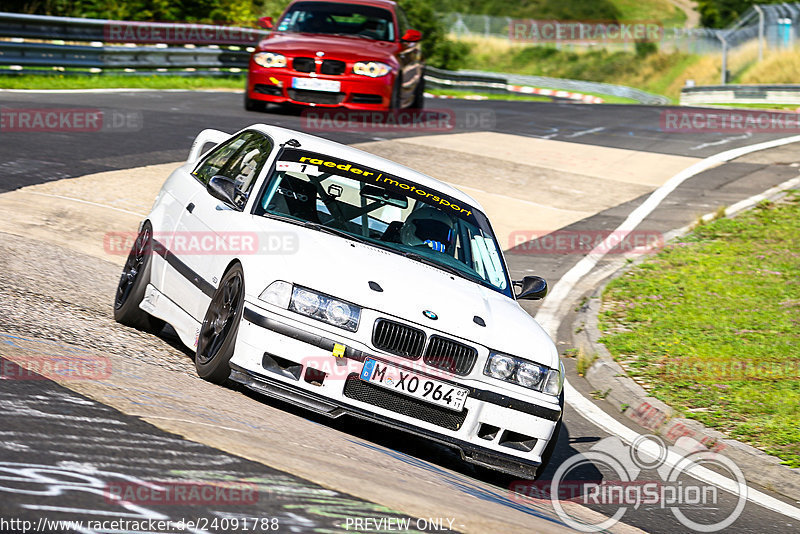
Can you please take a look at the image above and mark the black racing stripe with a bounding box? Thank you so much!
[243,306,562,422]
[152,239,216,298]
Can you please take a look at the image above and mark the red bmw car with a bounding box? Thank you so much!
[245,0,424,111]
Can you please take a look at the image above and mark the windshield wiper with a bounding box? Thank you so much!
[300,221,373,244]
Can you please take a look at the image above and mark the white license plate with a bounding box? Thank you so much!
[359,358,469,412]
[292,77,341,92]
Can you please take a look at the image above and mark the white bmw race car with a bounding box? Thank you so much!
[114,125,564,478]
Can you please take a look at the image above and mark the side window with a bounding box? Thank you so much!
[396,7,410,36]
[193,131,274,207]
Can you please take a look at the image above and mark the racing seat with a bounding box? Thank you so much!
[267,175,320,223]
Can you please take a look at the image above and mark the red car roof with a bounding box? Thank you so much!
[285,0,399,10]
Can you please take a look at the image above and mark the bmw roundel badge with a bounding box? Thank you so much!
[423,310,438,320]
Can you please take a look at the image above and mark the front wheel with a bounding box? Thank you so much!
[411,74,425,109]
[245,94,265,112]
[195,263,245,384]
[114,221,164,332]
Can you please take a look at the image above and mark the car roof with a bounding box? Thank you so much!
[248,124,484,212]
[286,0,398,11]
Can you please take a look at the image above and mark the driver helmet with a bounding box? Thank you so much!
[400,205,456,252]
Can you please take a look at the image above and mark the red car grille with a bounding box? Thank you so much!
[287,89,345,105]
[291,57,347,75]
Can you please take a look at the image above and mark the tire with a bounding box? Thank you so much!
[411,74,425,109]
[389,75,403,110]
[114,222,165,332]
[536,390,565,479]
[195,263,245,384]
[244,94,265,112]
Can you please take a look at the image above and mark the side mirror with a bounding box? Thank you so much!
[208,175,238,208]
[514,275,547,300]
[401,29,422,42]
[257,16,273,29]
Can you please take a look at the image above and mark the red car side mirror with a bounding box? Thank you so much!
[257,16,273,29]
[401,29,422,42]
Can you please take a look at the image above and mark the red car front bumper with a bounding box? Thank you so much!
[247,62,394,109]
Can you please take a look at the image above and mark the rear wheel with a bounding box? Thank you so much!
[195,263,245,384]
[113,222,164,332]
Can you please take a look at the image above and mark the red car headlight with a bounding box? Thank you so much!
[353,61,391,77]
[254,52,287,68]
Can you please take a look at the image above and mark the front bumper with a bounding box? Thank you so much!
[247,64,393,109]
[231,302,563,478]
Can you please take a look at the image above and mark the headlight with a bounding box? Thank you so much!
[254,52,287,68]
[353,61,390,77]
[289,286,360,332]
[486,354,515,379]
[484,352,561,395]
[259,280,292,308]
[543,368,563,396]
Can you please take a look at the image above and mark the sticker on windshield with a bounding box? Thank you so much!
[276,161,320,176]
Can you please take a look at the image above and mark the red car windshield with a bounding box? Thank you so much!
[276,1,395,42]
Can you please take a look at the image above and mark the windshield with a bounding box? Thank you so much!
[255,148,512,297]
[276,1,395,42]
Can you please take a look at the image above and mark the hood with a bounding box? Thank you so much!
[258,32,398,63]
[244,219,558,369]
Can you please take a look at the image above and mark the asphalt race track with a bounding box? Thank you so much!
[0,90,799,534]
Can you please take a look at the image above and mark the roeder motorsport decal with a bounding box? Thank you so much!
[278,148,483,225]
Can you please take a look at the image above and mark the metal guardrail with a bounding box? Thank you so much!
[681,84,800,105]
[0,12,266,45]
[0,41,249,70]
[425,66,670,105]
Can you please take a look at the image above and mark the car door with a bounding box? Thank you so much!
[161,130,274,325]
[395,6,422,106]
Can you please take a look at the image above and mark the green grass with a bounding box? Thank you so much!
[457,39,690,102]
[599,194,800,467]
[607,0,688,27]
[0,74,245,90]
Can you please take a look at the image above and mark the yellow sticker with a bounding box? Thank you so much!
[332,343,345,359]
[269,76,281,86]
